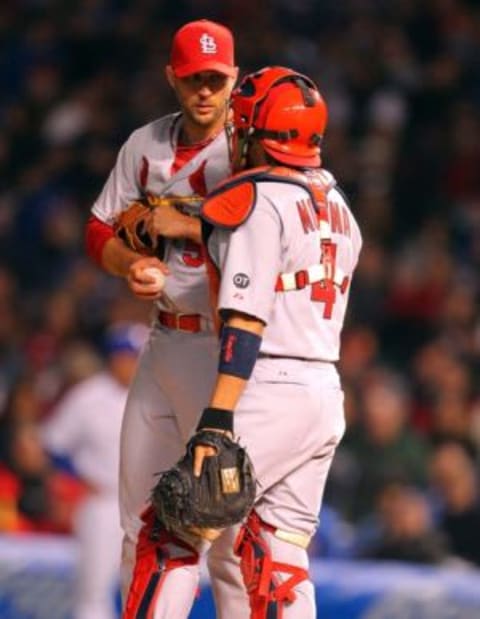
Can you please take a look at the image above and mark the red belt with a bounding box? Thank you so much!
[157,310,203,333]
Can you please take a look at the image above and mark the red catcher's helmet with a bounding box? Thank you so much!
[231,66,328,168]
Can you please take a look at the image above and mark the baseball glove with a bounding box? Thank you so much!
[151,430,256,532]
[114,199,160,256]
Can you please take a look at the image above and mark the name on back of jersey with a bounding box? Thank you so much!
[297,196,352,238]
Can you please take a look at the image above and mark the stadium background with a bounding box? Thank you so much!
[1,1,480,617]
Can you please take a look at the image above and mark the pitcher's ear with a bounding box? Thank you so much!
[165,66,175,88]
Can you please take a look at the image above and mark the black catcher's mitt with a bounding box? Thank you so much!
[151,430,256,532]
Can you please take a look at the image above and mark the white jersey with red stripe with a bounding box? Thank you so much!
[100,113,250,618]
[91,112,232,318]
[207,168,362,361]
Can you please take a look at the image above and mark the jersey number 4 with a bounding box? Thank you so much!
[311,240,338,319]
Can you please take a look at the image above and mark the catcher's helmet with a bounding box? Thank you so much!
[231,66,327,167]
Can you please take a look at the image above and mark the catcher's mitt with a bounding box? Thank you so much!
[151,430,256,532]
[114,199,162,256]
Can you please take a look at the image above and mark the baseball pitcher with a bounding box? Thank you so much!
[85,20,250,619]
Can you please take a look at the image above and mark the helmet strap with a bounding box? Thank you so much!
[234,127,256,171]
[292,77,316,106]
[253,128,299,141]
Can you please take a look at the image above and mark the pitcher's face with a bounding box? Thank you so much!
[168,69,237,130]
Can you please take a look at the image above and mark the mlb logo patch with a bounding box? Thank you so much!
[200,33,217,54]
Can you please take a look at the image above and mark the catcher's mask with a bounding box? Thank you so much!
[231,66,327,170]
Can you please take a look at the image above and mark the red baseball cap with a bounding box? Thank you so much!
[170,19,236,78]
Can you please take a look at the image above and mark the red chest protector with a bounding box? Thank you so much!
[201,165,331,229]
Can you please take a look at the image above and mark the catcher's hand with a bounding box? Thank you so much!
[151,430,256,532]
[114,199,161,256]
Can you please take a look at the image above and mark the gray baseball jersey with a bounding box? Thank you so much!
[91,113,232,318]
[208,170,362,360]
[102,114,251,617]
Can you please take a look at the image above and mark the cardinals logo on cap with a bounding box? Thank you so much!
[170,20,235,77]
[200,33,217,54]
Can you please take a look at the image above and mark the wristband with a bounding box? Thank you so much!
[196,407,234,433]
[219,325,262,380]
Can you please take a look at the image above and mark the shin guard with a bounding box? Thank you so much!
[123,506,199,619]
[234,511,309,619]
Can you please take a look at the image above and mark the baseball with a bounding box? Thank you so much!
[142,267,166,292]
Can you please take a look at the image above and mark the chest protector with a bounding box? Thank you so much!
[201,165,332,229]
[201,166,349,309]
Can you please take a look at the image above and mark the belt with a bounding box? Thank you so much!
[158,310,204,333]
[258,353,330,363]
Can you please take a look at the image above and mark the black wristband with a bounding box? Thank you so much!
[196,407,234,433]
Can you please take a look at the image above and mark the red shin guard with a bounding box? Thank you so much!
[234,511,309,619]
[123,506,199,619]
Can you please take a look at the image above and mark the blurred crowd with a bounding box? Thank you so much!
[1,0,479,570]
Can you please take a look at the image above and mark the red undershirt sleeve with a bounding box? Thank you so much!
[85,215,115,267]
